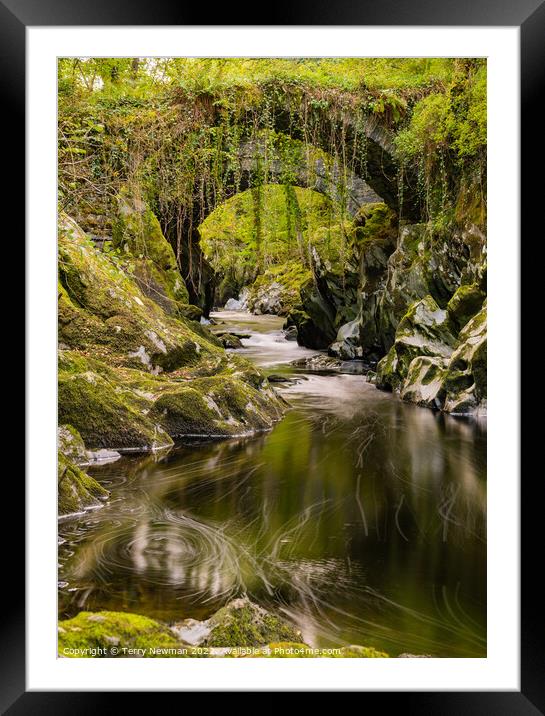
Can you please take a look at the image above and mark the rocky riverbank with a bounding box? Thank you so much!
[58,207,285,516]
[223,201,486,417]
[58,597,389,658]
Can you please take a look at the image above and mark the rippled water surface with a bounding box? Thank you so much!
[59,311,486,656]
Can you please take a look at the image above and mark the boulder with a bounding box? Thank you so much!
[400,356,449,409]
[217,333,244,349]
[376,295,457,391]
[58,611,183,657]
[203,597,301,648]
[224,297,243,310]
[58,452,109,516]
[329,318,363,360]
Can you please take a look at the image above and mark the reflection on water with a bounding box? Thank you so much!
[59,311,486,657]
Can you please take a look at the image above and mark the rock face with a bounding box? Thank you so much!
[58,213,285,459]
[278,196,487,415]
[375,295,458,391]
[443,302,487,414]
[286,204,397,353]
[376,293,487,415]
[112,190,193,319]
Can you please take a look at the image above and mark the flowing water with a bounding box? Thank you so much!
[58,311,486,657]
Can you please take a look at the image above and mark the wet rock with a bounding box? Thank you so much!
[291,354,343,371]
[329,318,363,360]
[217,333,244,349]
[85,448,122,464]
[267,374,292,383]
[283,325,298,341]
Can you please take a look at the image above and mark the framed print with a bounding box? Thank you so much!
[6,0,538,707]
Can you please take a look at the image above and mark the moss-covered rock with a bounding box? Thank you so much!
[111,190,196,323]
[152,376,283,438]
[247,262,312,316]
[58,453,109,516]
[58,611,184,657]
[59,213,220,373]
[375,223,431,350]
[58,353,172,450]
[218,332,244,349]
[376,294,457,391]
[204,597,301,647]
[58,215,284,451]
[58,607,390,658]
[447,282,486,331]
[58,424,88,464]
[381,299,486,415]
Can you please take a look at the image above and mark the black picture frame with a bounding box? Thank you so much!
[7,0,537,709]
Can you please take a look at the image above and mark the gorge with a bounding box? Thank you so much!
[57,58,487,657]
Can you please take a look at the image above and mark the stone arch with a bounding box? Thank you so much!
[235,136,382,217]
[160,110,417,314]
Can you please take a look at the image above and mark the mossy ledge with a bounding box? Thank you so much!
[58,214,285,454]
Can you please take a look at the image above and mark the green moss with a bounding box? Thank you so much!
[353,202,398,247]
[112,189,179,272]
[247,261,313,316]
[58,424,88,463]
[447,283,485,330]
[204,598,301,648]
[58,452,108,516]
[151,387,219,436]
[152,375,281,437]
[59,212,221,373]
[58,355,172,450]
[375,346,401,392]
[131,258,190,316]
[58,611,184,658]
[218,333,243,349]
[338,645,389,658]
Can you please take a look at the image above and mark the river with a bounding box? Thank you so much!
[58,310,486,657]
